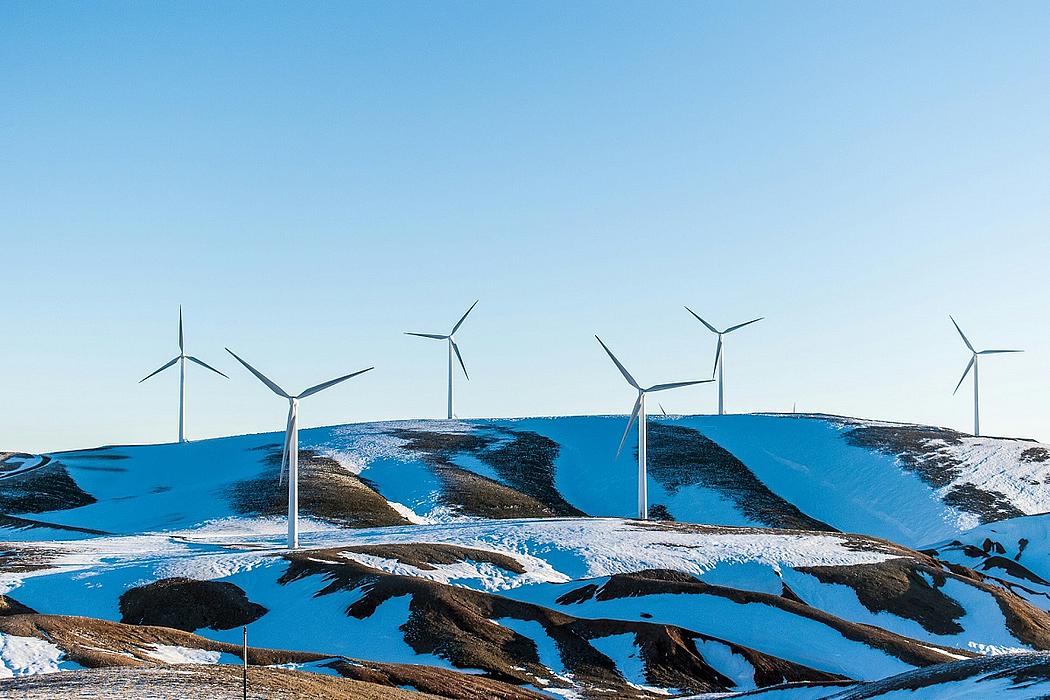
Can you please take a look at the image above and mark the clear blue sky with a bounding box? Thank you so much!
[2,2,1049,453]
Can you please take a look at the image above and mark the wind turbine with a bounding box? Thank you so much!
[139,307,228,443]
[226,349,373,549]
[950,316,1021,437]
[405,300,478,419]
[595,336,711,520]
[684,308,763,415]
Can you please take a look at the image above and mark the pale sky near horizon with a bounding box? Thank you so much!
[2,1,1049,453]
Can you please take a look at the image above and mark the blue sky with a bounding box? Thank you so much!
[2,2,1049,452]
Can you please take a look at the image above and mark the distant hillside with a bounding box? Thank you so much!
[2,414,1049,697]
[3,413,1048,545]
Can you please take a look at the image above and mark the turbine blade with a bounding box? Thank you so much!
[978,349,1023,354]
[178,306,184,353]
[298,367,374,399]
[187,356,229,379]
[450,299,479,336]
[451,339,469,380]
[646,379,713,393]
[139,356,180,383]
[279,403,293,487]
[616,396,642,458]
[225,349,290,398]
[949,315,975,352]
[724,317,764,334]
[595,336,640,389]
[953,356,975,395]
[405,332,448,340]
[659,403,667,416]
[712,337,723,377]
[684,306,719,334]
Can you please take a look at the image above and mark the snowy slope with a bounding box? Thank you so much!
[4,414,1046,547]
[2,413,1049,698]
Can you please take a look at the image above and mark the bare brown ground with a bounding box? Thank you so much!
[279,548,841,696]
[0,664,435,700]
[229,447,410,527]
[0,613,546,699]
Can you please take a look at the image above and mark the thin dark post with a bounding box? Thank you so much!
[242,625,248,700]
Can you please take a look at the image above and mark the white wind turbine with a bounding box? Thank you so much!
[596,336,711,520]
[684,308,763,415]
[406,300,478,419]
[139,307,228,443]
[950,316,1022,437]
[226,349,373,549]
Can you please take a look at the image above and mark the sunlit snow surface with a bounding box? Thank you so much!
[2,414,1049,696]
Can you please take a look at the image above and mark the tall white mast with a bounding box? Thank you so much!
[226,348,373,549]
[596,336,710,521]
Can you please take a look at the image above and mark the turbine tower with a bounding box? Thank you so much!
[226,349,373,549]
[139,307,228,443]
[685,308,763,415]
[406,300,478,419]
[950,316,1021,437]
[595,336,710,520]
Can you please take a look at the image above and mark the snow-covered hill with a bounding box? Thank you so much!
[2,413,1049,698]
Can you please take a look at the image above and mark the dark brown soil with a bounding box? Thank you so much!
[942,483,1024,523]
[278,549,840,696]
[0,593,35,616]
[842,424,1025,524]
[645,423,835,531]
[392,427,584,518]
[556,568,977,667]
[344,543,527,574]
[830,652,1050,699]
[796,560,967,635]
[0,460,96,514]
[0,665,437,700]
[0,612,545,699]
[119,577,268,632]
[0,513,109,535]
[1020,446,1050,463]
[228,447,410,528]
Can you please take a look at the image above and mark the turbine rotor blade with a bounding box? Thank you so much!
[616,395,643,458]
[659,403,667,416]
[953,356,975,395]
[724,317,764,334]
[178,306,184,354]
[450,299,480,336]
[279,403,293,486]
[139,356,180,383]
[595,335,640,389]
[298,367,374,399]
[684,306,720,334]
[978,349,1023,354]
[712,337,723,377]
[225,349,290,398]
[949,315,975,352]
[646,379,713,393]
[187,356,229,378]
[405,332,448,340]
[451,339,469,380]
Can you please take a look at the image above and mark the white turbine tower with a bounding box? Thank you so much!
[684,308,763,415]
[406,300,478,419]
[139,307,228,443]
[950,316,1021,437]
[226,349,373,549]
[595,336,711,520]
